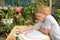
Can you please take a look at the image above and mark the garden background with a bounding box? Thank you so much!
[0,0,60,40]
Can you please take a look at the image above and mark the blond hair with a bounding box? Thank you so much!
[35,3,51,15]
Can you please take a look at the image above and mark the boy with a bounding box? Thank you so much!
[20,3,60,40]
[35,3,60,40]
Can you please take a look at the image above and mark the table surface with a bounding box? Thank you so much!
[6,26,50,40]
[6,26,29,40]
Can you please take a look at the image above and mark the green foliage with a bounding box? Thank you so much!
[13,3,36,25]
[22,3,36,25]
[36,0,44,3]
[0,3,36,34]
[0,9,6,19]
[53,9,60,21]
[0,6,15,34]
[7,6,15,19]
[0,0,46,34]
[0,6,15,19]
[13,15,25,25]
[52,9,60,24]
[14,0,20,6]
[3,24,14,33]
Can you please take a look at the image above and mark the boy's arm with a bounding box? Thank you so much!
[39,27,50,35]
[39,18,51,35]
[19,26,35,33]
[25,26,35,31]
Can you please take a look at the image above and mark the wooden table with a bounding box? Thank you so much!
[6,26,27,40]
[6,26,50,40]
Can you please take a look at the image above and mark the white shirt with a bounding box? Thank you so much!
[35,15,60,40]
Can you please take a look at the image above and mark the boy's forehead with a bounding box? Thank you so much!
[35,13,40,15]
[35,12,45,15]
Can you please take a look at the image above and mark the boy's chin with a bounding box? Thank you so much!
[35,19,44,23]
[40,20,45,22]
[35,20,41,23]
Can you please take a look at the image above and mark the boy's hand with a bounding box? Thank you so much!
[19,29,24,33]
[39,27,50,35]
[19,26,28,33]
[19,25,35,33]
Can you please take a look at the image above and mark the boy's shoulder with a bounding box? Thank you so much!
[46,15,57,24]
[46,15,55,20]
[46,15,54,19]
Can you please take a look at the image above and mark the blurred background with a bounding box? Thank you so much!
[0,0,60,40]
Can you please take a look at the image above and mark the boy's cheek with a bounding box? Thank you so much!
[41,16,46,21]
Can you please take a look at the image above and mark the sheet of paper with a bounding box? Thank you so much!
[20,30,49,40]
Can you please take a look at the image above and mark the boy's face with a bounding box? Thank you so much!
[35,12,47,22]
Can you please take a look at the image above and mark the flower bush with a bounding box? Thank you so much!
[0,3,36,35]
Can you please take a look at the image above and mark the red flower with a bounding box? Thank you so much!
[15,7,22,12]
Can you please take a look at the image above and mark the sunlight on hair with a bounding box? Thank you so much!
[35,3,51,14]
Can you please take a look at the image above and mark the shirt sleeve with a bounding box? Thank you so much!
[44,18,52,29]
